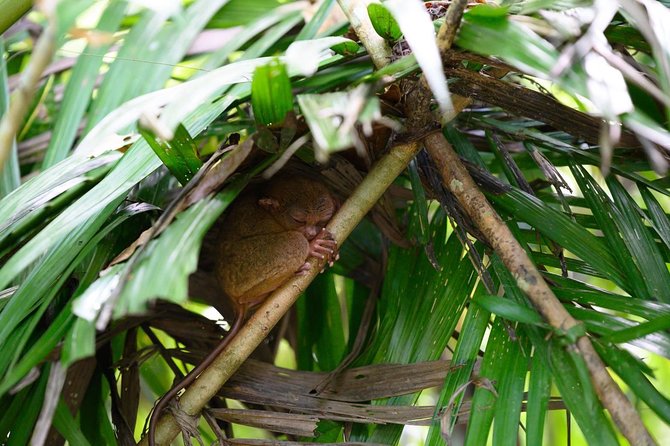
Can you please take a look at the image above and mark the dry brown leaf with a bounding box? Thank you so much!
[106,139,253,268]
[109,228,152,266]
[209,408,318,437]
[180,137,254,211]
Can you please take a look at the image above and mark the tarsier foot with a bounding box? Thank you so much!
[296,262,311,276]
[309,228,338,264]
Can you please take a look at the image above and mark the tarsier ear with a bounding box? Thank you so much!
[258,197,280,210]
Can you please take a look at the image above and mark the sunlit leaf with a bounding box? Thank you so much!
[295,0,336,41]
[77,58,270,155]
[43,1,127,167]
[251,59,294,126]
[298,89,382,162]
[285,36,355,76]
[140,124,202,185]
[467,4,510,19]
[367,3,402,41]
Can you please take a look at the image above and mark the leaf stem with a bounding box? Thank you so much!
[0,21,56,172]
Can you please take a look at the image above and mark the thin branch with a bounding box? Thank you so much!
[445,64,639,147]
[436,0,469,52]
[336,0,392,70]
[0,22,56,171]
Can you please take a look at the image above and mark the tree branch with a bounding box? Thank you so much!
[420,6,656,446]
[445,63,639,147]
[423,133,655,446]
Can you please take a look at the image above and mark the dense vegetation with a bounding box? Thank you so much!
[1,0,669,445]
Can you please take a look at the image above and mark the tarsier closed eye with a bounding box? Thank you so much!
[290,210,306,223]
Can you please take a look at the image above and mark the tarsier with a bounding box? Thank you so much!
[148,175,338,445]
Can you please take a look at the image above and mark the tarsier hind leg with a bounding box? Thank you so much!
[217,230,310,306]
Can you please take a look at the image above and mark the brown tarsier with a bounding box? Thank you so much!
[149,175,338,445]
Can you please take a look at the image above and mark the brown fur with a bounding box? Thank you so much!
[215,175,337,308]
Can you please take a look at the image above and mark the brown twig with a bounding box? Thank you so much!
[0,21,56,172]
[445,64,639,147]
[436,0,469,53]
[0,6,58,171]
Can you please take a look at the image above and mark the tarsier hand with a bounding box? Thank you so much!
[309,227,337,260]
[297,228,339,275]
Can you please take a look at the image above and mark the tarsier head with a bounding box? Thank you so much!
[258,176,337,240]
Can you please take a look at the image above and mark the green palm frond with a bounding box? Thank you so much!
[1,1,669,445]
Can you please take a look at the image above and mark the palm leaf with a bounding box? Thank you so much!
[0,1,669,445]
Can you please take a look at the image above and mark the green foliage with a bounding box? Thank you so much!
[296,272,346,372]
[367,3,402,41]
[251,59,294,126]
[0,1,669,445]
[140,124,202,185]
[42,0,127,168]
